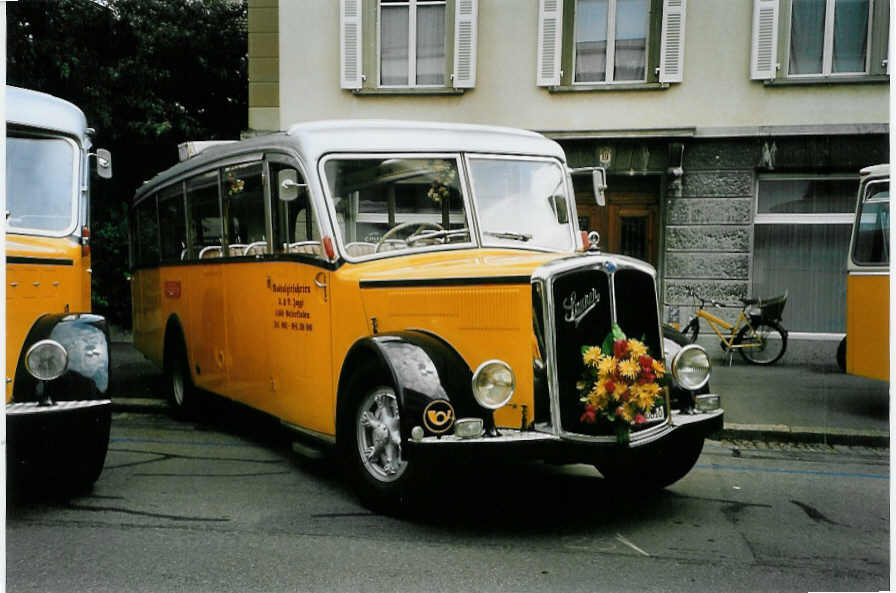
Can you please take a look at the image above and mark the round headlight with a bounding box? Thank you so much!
[25,339,68,381]
[471,360,515,410]
[672,344,711,391]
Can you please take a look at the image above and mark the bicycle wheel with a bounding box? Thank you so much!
[683,318,700,344]
[736,321,787,365]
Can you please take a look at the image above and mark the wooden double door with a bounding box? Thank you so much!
[578,191,659,268]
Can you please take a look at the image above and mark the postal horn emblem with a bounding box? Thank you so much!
[423,400,455,434]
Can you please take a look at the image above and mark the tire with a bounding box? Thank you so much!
[683,318,699,344]
[736,320,787,365]
[339,367,421,513]
[166,342,197,419]
[595,435,704,490]
[836,337,847,372]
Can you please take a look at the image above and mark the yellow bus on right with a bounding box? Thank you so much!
[839,164,889,381]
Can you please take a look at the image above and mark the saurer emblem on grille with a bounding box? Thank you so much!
[563,288,600,327]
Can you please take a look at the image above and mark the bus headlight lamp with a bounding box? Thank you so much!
[25,339,68,382]
[672,345,711,391]
[471,360,515,410]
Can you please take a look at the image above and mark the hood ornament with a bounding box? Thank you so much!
[587,231,601,252]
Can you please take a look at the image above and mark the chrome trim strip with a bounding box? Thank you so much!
[6,400,110,415]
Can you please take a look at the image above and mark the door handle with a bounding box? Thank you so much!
[314,272,328,302]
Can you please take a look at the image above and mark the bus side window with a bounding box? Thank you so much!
[223,161,267,256]
[134,195,160,267]
[158,183,188,261]
[270,163,325,259]
[186,170,224,260]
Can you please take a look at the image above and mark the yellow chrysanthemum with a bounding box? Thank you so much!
[627,339,648,359]
[588,390,609,410]
[637,387,659,409]
[652,359,666,377]
[583,347,602,368]
[597,355,617,377]
[619,403,635,423]
[618,358,640,379]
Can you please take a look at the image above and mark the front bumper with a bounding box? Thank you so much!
[7,399,112,490]
[406,405,722,464]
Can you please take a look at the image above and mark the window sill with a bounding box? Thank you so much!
[548,82,669,93]
[352,87,466,96]
[763,74,889,87]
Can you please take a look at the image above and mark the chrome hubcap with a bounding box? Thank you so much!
[356,387,406,482]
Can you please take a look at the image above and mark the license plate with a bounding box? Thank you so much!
[645,406,665,422]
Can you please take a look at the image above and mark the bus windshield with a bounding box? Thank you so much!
[6,135,78,234]
[468,157,574,252]
[852,180,889,266]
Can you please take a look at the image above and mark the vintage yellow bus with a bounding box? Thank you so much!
[6,86,113,493]
[839,164,889,381]
[130,121,722,509]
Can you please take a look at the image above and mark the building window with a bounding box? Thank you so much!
[574,0,650,83]
[340,0,478,91]
[380,0,447,86]
[753,175,857,333]
[751,0,888,81]
[790,0,870,75]
[538,0,685,88]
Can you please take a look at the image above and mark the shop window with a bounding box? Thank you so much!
[753,175,857,333]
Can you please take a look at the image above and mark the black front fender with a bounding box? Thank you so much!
[339,331,483,438]
[13,313,110,402]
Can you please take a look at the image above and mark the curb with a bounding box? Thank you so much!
[719,423,889,448]
[110,399,890,448]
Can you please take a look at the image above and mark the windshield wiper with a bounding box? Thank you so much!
[484,230,532,242]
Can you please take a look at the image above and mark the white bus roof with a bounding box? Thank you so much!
[284,120,566,163]
[859,164,889,179]
[6,86,89,142]
[135,120,567,202]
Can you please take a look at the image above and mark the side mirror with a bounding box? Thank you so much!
[592,167,607,206]
[277,169,306,202]
[96,148,112,179]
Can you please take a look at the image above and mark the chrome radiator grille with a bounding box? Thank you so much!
[533,259,665,437]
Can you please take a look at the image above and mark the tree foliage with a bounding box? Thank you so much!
[8,0,248,327]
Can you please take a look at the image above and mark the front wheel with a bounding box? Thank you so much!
[166,345,198,418]
[340,372,421,512]
[736,321,787,365]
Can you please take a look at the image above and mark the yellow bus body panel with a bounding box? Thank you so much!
[133,249,563,435]
[6,235,89,402]
[846,273,889,381]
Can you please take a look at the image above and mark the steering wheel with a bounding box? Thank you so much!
[375,221,444,252]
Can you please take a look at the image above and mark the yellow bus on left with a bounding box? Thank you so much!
[5,86,113,495]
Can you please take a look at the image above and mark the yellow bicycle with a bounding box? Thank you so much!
[681,287,789,365]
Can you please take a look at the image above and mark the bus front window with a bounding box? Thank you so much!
[853,182,890,266]
[6,135,78,235]
[468,157,575,252]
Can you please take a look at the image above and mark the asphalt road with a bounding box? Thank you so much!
[7,406,889,593]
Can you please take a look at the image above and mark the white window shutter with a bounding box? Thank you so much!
[750,0,778,80]
[659,0,686,83]
[340,0,363,89]
[537,0,563,87]
[453,0,478,88]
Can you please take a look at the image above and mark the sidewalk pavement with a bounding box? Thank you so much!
[107,342,891,447]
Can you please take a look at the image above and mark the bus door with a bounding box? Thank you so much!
[264,155,334,434]
[219,160,274,408]
[185,170,229,391]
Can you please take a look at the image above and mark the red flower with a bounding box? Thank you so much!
[580,406,597,424]
[638,371,655,384]
[613,339,629,359]
[634,413,647,425]
[620,390,630,402]
[639,355,653,370]
[615,406,624,417]
[604,379,616,394]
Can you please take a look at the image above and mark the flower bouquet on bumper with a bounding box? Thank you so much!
[578,324,668,444]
